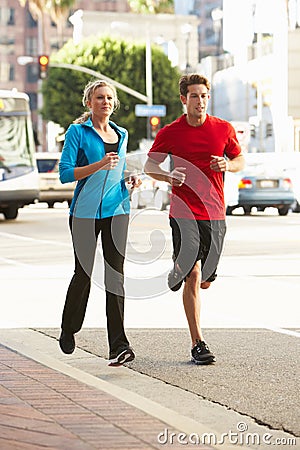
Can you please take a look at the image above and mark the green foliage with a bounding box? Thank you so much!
[41,36,182,150]
[128,0,174,13]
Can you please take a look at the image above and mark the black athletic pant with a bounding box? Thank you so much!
[61,214,130,355]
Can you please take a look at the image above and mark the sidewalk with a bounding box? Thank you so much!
[0,330,222,450]
[1,329,296,450]
[1,344,198,450]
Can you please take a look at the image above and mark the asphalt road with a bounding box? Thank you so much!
[0,203,299,439]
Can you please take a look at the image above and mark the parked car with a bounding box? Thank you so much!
[238,172,294,215]
[281,155,300,213]
[130,174,170,210]
[226,153,296,216]
[34,152,75,208]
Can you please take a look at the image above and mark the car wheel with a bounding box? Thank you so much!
[3,205,18,220]
[243,206,251,215]
[278,205,290,216]
[226,205,235,215]
[47,201,55,208]
[292,201,300,213]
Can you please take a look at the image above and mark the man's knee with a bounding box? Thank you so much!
[186,264,201,286]
[186,264,212,290]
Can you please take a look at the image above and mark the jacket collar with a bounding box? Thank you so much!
[82,116,125,136]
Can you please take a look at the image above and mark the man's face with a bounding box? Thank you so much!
[180,84,210,120]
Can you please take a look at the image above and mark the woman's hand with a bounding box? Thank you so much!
[100,152,120,170]
[126,173,142,189]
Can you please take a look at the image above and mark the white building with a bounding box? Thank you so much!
[78,11,199,73]
[199,0,300,153]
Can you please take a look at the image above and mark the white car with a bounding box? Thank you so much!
[34,152,75,208]
[130,174,170,210]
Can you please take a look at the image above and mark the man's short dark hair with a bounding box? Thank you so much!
[179,74,211,97]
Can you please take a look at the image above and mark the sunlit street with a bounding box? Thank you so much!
[0,203,299,330]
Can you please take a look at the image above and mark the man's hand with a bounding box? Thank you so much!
[210,155,229,172]
[169,167,186,186]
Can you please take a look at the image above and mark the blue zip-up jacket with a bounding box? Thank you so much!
[59,117,130,219]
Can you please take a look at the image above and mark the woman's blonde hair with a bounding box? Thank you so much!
[74,79,120,124]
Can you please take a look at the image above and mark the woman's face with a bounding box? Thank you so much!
[87,85,115,118]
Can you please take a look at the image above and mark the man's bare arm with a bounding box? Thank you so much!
[227,154,245,172]
[210,154,245,173]
[144,157,186,187]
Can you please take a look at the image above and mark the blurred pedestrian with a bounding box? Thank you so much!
[59,79,141,366]
[144,74,244,364]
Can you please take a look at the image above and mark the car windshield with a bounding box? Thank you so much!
[37,159,59,173]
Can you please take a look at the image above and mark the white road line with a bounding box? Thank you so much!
[0,231,70,247]
[0,256,30,267]
[266,327,300,338]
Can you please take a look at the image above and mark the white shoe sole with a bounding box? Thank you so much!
[108,348,135,367]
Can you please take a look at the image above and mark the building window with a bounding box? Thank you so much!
[28,92,38,110]
[7,8,15,25]
[0,7,15,25]
[26,10,37,28]
[26,64,38,83]
[50,42,60,51]
[25,36,38,55]
[0,62,14,81]
[0,36,15,54]
[9,64,14,81]
[205,27,217,45]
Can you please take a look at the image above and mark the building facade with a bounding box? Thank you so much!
[0,0,130,143]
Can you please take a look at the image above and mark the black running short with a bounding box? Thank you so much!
[169,218,226,283]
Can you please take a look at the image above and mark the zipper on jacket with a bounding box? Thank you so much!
[98,170,109,218]
[90,123,124,218]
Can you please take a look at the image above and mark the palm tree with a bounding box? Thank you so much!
[18,0,75,53]
[49,0,76,48]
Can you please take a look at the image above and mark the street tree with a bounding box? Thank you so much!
[41,36,182,151]
[128,0,174,13]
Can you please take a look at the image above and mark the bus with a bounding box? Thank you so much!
[0,89,39,220]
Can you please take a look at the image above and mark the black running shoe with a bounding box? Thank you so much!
[59,331,75,354]
[168,264,184,291]
[191,340,215,365]
[108,347,135,367]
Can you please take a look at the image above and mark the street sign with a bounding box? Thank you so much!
[135,104,166,117]
[17,56,35,65]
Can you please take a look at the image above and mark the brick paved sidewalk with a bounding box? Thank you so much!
[0,344,215,450]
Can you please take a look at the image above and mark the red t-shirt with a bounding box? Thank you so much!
[148,114,242,220]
